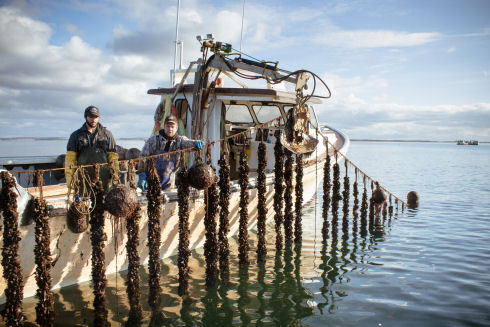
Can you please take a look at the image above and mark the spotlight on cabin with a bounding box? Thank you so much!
[215,41,232,54]
[196,35,202,42]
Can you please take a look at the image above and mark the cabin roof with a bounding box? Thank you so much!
[147,85,322,104]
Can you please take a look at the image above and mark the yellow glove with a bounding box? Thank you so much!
[107,152,119,184]
[65,151,77,188]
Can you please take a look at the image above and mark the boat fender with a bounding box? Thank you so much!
[407,191,419,209]
[105,184,138,217]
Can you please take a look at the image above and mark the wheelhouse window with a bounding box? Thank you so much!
[252,105,282,123]
[225,104,254,123]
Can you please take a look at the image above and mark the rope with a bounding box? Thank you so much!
[16,113,406,207]
[315,128,407,207]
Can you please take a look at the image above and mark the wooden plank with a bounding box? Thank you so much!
[27,184,68,198]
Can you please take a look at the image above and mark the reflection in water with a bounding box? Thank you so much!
[315,213,393,317]
[217,285,234,326]
[202,285,219,326]
[11,200,401,326]
[237,266,251,326]
[256,261,267,324]
[292,243,315,321]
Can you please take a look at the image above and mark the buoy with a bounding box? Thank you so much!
[372,184,387,205]
[407,191,419,209]
[105,184,138,217]
[187,161,216,190]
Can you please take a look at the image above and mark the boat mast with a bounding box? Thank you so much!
[239,0,245,55]
[172,0,181,87]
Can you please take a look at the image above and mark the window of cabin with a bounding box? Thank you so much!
[252,105,282,123]
[225,104,254,123]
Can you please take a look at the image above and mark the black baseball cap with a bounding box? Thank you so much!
[84,106,100,117]
[164,115,178,124]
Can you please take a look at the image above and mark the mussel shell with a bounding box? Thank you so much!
[105,184,138,217]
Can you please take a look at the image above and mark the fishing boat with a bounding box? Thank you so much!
[0,36,349,303]
[456,140,478,145]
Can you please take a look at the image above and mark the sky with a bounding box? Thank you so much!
[0,0,489,141]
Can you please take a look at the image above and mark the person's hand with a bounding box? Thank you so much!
[137,173,147,191]
[195,140,204,149]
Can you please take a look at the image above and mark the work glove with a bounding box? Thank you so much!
[107,152,119,184]
[195,140,204,150]
[64,151,77,188]
[137,173,148,191]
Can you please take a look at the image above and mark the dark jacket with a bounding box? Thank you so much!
[67,123,117,156]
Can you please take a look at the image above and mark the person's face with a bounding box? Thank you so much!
[85,115,99,128]
[164,121,178,137]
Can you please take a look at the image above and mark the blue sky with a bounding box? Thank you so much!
[0,0,489,141]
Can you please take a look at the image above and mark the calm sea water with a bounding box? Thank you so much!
[2,141,490,326]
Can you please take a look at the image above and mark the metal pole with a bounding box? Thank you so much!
[239,0,245,54]
[173,0,181,87]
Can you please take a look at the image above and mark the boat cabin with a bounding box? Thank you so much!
[147,84,322,180]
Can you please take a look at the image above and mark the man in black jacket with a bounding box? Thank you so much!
[65,106,119,190]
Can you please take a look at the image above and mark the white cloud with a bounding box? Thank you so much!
[0,6,51,56]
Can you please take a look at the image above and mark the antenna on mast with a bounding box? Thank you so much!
[172,0,181,87]
[239,0,245,55]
